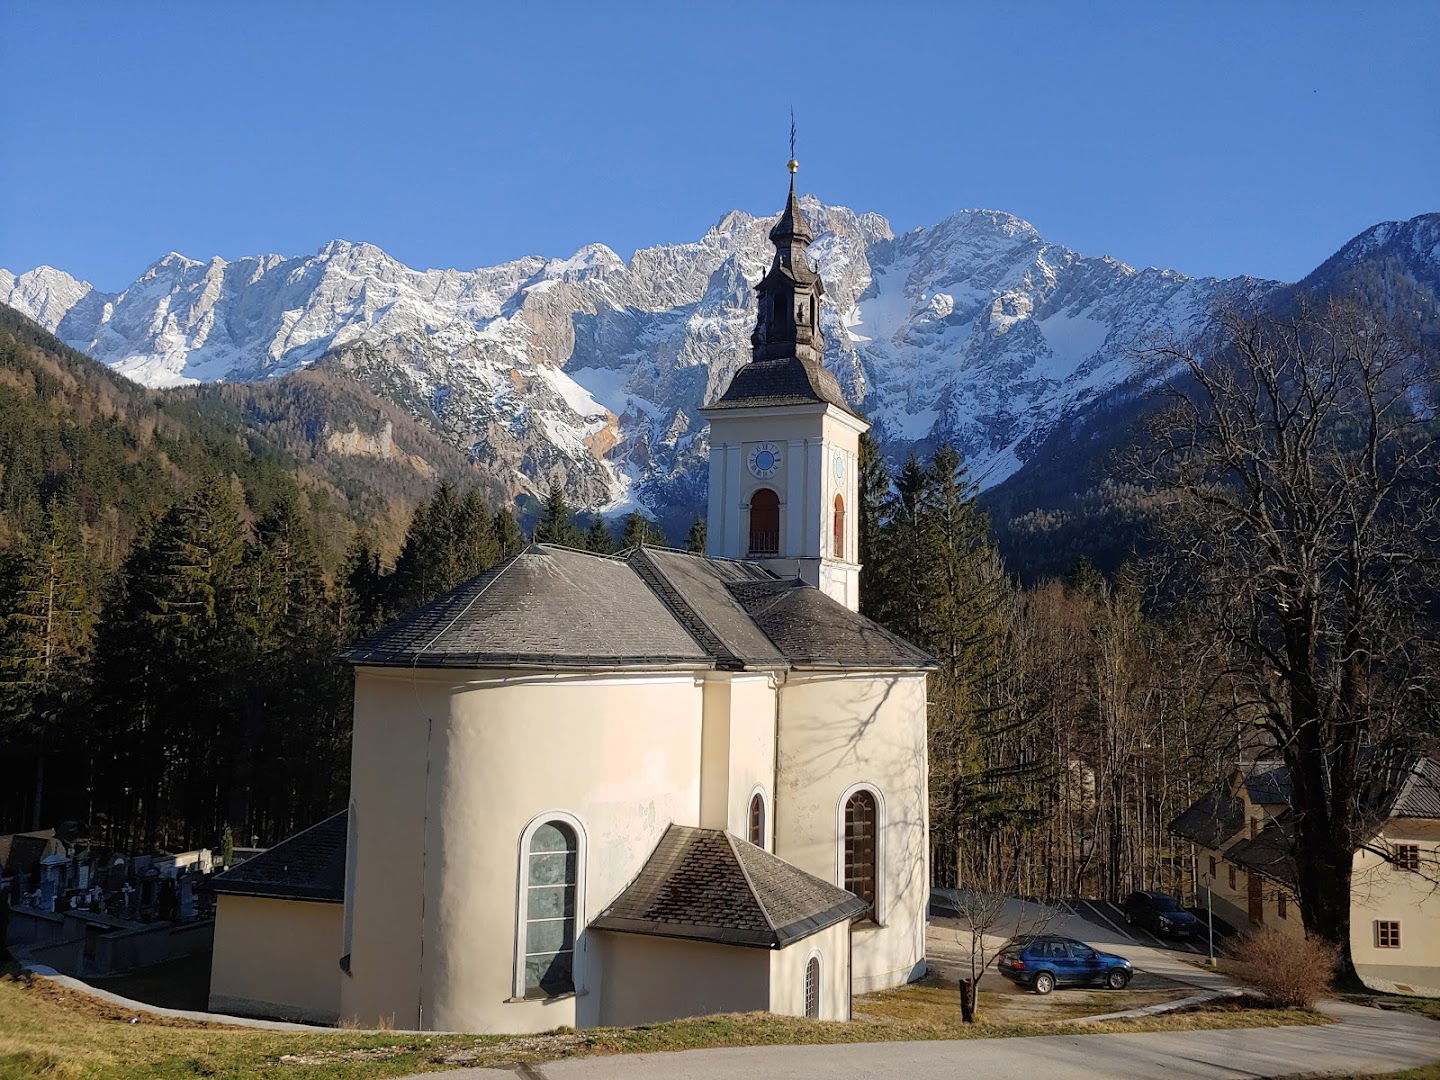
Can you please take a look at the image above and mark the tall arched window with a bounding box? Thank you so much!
[843,789,877,921]
[520,820,578,998]
[748,791,766,848]
[749,488,779,556]
[832,494,845,559]
[804,955,821,1018]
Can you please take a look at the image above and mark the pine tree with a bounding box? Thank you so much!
[0,500,93,828]
[583,516,615,554]
[533,482,581,546]
[620,510,665,549]
[493,507,525,560]
[390,481,466,612]
[340,533,385,640]
[456,490,500,579]
[857,432,891,618]
[686,516,707,554]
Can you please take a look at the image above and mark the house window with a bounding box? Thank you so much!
[1208,855,1217,878]
[521,820,578,998]
[1278,894,1288,920]
[1247,873,1264,924]
[1394,844,1421,872]
[748,791,766,848]
[748,488,780,556]
[804,955,820,1018]
[843,789,878,920]
[832,494,845,560]
[1376,921,1401,949]
[1228,866,1236,891]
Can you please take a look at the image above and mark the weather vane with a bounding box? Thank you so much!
[788,107,798,175]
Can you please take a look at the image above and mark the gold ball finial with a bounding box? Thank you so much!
[787,158,799,174]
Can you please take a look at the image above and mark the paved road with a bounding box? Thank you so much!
[417,1000,1440,1079]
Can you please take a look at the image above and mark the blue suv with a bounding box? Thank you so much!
[996,935,1133,994]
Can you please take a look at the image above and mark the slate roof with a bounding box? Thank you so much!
[342,545,711,669]
[703,355,859,417]
[588,824,866,948]
[1168,784,1247,850]
[211,810,347,903]
[728,577,934,668]
[343,544,934,673]
[1224,815,1299,890]
[1243,763,1292,806]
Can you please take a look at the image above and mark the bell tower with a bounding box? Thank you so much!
[699,157,868,611]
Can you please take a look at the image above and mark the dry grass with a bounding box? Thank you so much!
[1339,992,1440,1023]
[0,964,1330,1080]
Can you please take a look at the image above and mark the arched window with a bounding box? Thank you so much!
[520,819,579,999]
[748,791,766,848]
[804,955,820,1018]
[832,494,845,560]
[749,488,780,556]
[843,789,878,921]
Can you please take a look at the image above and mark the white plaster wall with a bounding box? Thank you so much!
[774,671,929,993]
[341,674,431,1028]
[210,895,342,1023]
[1350,819,1440,996]
[342,666,704,1032]
[725,675,778,847]
[592,932,770,1026]
[768,920,850,1019]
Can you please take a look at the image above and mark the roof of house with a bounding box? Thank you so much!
[703,355,859,417]
[0,830,61,877]
[210,810,347,903]
[342,544,934,674]
[1168,784,1247,850]
[1243,762,1292,806]
[1390,754,1440,819]
[588,824,866,949]
[1224,815,1299,890]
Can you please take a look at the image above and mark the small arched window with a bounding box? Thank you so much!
[843,789,877,921]
[804,955,820,1018]
[521,820,578,998]
[749,488,780,556]
[748,791,766,848]
[833,494,845,560]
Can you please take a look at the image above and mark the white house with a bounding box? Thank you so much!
[209,166,935,1031]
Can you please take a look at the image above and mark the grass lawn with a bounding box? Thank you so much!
[0,964,1329,1080]
[1339,992,1440,1024]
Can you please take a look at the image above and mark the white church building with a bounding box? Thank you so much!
[208,166,935,1032]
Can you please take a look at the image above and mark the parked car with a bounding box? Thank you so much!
[1123,891,1201,938]
[995,935,1132,994]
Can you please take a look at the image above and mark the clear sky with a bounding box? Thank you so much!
[3,1,1437,291]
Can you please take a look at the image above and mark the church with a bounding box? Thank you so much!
[207,163,935,1032]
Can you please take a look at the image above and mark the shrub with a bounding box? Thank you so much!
[1233,929,1335,1008]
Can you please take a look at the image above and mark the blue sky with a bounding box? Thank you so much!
[3,1,1437,290]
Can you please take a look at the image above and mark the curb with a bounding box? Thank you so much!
[1070,987,1244,1023]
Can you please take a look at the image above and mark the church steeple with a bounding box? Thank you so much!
[750,161,825,364]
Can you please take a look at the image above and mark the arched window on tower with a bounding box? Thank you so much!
[748,791,766,848]
[843,789,877,921]
[833,494,845,560]
[749,488,779,556]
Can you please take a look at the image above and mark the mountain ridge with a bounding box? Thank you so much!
[6,207,1436,534]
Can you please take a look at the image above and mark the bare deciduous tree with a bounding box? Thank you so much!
[1138,300,1440,979]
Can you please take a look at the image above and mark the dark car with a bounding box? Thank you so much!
[995,935,1132,994]
[1123,890,1200,938]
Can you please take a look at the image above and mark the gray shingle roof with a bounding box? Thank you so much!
[728,577,934,668]
[343,543,933,673]
[589,824,865,948]
[1389,754,1440,819]
[212,810,347,902]
[704,356,859,417]
[342,545,711,669]
[1169,784,1247,850]
[1224,815,1298,890]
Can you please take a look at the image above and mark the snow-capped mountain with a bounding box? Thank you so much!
[10,205,1429,523]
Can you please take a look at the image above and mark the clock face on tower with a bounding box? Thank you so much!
[747,441,783,479]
